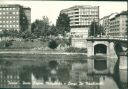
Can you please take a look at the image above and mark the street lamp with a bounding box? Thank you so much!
[126,15,128,83]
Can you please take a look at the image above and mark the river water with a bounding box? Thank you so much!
[0,54,127,89]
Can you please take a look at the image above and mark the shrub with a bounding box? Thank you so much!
[0,40,13,48]
[48,39,58,49]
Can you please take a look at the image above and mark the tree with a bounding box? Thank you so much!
[0,31,3,40]
[19,30,32,40]
[20,8,29,32]
[7,29,19,39]
[2,29,9,40]
[56,13,70,36]
[49,25,58,36]
[89,21,99,37]
[31,16,50,38]
[89,21,105,37]
[99,24,105,36]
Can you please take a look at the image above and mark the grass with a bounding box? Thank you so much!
[0,40,48,49]
[10,40,48,49]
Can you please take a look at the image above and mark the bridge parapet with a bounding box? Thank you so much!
[87,36,127,42]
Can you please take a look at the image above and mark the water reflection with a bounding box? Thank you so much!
[0,58,127,89]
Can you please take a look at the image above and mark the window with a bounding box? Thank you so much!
[75,19,79,21]
[75,22,79,24]
[13,12,15,14]
[6,8,8,10]
[9,12,12,14]
[3,12,5,15]
[16,12,19,14]
[9,8,12,10]
[5,12,8,14]
[75,15,79,17]
[75,12,79,14]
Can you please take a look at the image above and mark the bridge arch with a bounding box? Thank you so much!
[94,44,107,55]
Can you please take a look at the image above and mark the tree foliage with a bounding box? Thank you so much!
[48,39,58,49]
[20,8,29,32]
[89,21,99,37]
[31,16,50,38]
[56,13,70,36]
[49,25,58,36]
[89,21,105,37]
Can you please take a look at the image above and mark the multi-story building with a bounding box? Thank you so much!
[99,13,118,36]
[0,4,31,32]
[60,5,99,48]
[108,11,128,37]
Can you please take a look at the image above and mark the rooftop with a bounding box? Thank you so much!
[61,5,99,12]
[0,4,30,9]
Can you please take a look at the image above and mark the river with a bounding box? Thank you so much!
[0,53,127,89]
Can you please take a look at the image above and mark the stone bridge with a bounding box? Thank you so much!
[86,36,127,74]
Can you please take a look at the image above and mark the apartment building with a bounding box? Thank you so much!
[108,11,128,37]
[60,5,99,48]
[0,4,31,32]
[99,13,118,36]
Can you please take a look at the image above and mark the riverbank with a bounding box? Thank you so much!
[0,50,87,61]
[0,50,86,55]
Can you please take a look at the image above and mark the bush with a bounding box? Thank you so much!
[65,47,87,53]
[48,39,58,49]
[0,40,13,48]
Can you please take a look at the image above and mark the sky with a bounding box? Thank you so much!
[0,1,127,25]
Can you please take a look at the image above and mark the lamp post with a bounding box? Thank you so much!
[93,19,96,37]
[126,1,128,87]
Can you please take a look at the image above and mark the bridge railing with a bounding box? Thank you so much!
[87,36,127,41]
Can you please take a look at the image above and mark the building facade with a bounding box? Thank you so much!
[60,5,99,48]
[100,11,127,38]
[99,13,118,36]
[0,4,31,32]
[108,11,128,37]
